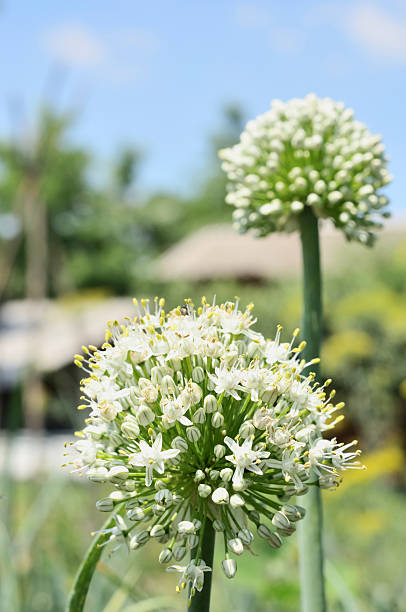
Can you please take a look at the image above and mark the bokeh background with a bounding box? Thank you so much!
[1,2,405,611]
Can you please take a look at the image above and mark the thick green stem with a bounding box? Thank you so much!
[297,206,326,612]
[66,514,117,612]
[188,520,215,612]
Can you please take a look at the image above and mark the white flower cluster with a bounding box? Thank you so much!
[219,94,391,244]
[68,297,362,599]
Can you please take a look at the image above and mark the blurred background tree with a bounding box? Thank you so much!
[0,107,89,299]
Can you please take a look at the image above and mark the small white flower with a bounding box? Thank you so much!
[161,397,193,427]
[208,365,243,400]
[224,437,270,488]
[129,433,180,486]
[167,560,212,593]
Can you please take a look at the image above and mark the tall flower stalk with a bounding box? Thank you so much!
[219,94,390,611]
[66,297,361,611]
[188,519,215,611]
[298,205,325,612]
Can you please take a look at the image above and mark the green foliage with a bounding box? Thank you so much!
[0,104,242,299]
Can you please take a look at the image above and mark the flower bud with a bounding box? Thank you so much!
[186,426,201,442]
[150,366,167,385]
[253,408,269,430]
[281,504,306,522]
[135,404,155,426]
[198,484,211,498]
[159,548,172,564]
[209,470,220,481]
[125,497,139,510]
[194,469,205,483]
[172,545,186,561]
[87,466,108,483]
[220,468,233,482]
[172,436,188,452]
[261,388,278,404]
[222,558,237,579]
[160,375,176,396]
[150,524,166,538]
[204,395,218,413]
[232,478,247,492]
[96,498,114,512]
[127,507,145,521]
[272,511,290,530]
[177,520,195,535]
[212,487,229,504]
[124,479,136,491]
[110,491,125,502]
[186,534,199,549]
[108,465,129,483]
[235,529,252,546]
[277,525,296,537]
[155,489,173,505]
[193,408,206,424]
[214,444,226,458]
[248,509,260,523]
[247,341,261,358]
[257,524,272,539]
[171,358,182,372]
[212,412,224,428]
[267,532,282,548]
[121,416,140,438]
[129,530,150,549]
[228,538,244,555]
[230,494,244,508]
[109,431,122,447]
[192,366,205,383]
[239,421,254,438]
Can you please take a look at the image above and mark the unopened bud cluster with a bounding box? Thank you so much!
[68,297,362,598]
[219,94,391,244]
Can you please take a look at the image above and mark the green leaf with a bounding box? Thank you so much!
[66,513,116,612]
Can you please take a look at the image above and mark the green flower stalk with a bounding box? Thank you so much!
[298,205,324,612]
[67,297,363,611]
[219,94,388,611]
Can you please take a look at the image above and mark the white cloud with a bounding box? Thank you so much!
[43,23,160,85]
[44,24,105,68]
[346,4,406,62]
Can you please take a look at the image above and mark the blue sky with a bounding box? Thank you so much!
[1,0,405,210]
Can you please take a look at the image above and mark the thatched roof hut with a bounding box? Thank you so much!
[155,220,405,283]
